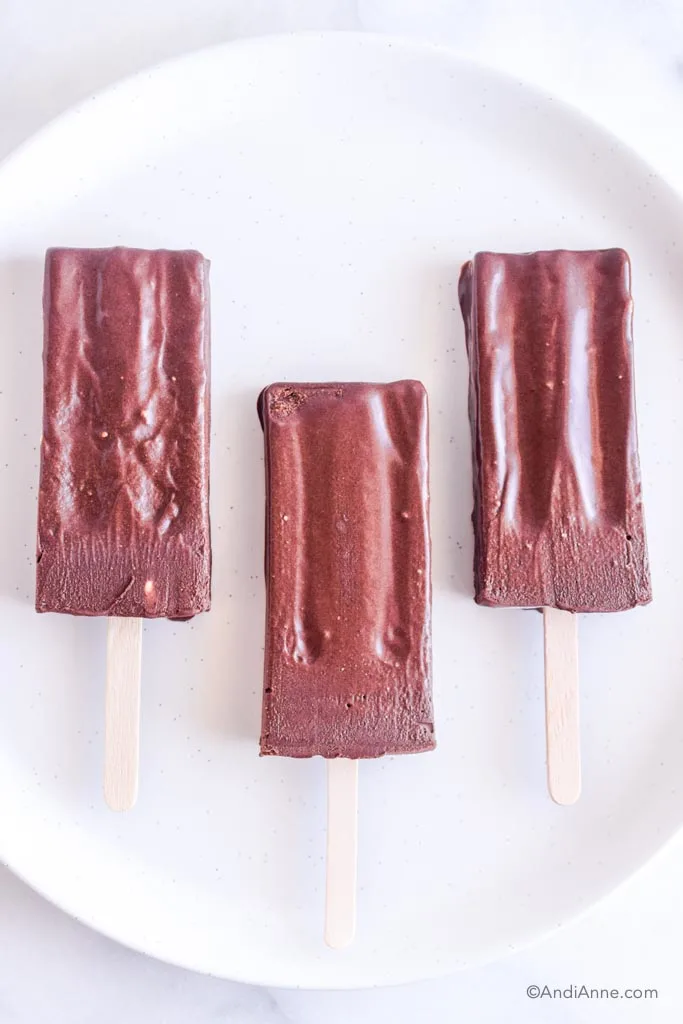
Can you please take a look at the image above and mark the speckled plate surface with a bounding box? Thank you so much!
[0,33,682,988]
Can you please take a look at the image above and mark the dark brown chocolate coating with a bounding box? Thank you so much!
[459,248,651,612]
[36,247,211,618]
[259,381,434,758]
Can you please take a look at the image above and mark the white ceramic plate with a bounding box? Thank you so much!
[0,32,682,989]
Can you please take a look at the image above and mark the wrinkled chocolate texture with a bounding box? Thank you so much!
[36,247,211,618]
[259,381,434,758]
[459,248,651,612]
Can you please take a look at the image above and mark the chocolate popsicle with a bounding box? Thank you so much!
[258,380,434,759]
[36,246,211,619]
[459,248,651,612]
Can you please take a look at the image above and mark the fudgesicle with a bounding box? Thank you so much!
[459,248,651,612]
[258,381,434,758]
[36,247,211,618]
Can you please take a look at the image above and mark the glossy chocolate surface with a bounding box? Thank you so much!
[460,248,651,612]
[259,381,434,758]
[36,247,211,618]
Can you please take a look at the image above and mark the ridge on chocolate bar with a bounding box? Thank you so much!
[258,380,435,758]
[459,248,651,612]
[36,246,211,619]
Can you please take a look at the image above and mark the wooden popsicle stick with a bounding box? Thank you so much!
[325,758,359,949]
[543,607,581,805]
[104,617,143,812]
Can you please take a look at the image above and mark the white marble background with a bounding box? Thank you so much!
[1,1,682,1021]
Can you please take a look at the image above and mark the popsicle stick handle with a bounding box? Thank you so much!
[325,758,359,949]
[543,607,581,805]
[104,617,142,812]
